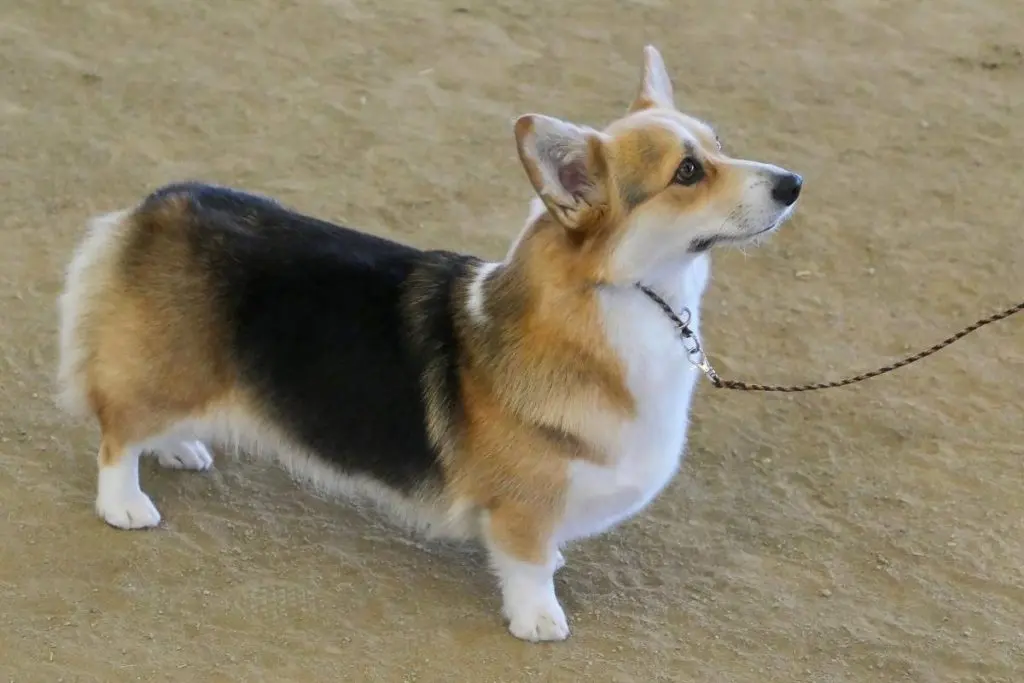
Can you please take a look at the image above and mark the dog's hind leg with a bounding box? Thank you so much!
[91,384,208,529]
[150,440,214,471]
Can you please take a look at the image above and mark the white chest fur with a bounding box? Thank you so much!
[556,255,710,544]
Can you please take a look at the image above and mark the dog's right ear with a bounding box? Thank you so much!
[629,45,675,113]
[514,114,611,232]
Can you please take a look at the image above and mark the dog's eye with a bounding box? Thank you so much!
[673,157,704,186]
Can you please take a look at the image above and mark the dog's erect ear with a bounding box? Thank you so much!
[514,114,611,231]
[629,45,675,113]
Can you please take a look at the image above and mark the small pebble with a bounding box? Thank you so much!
[819,588,832,598]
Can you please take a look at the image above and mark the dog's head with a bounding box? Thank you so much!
[514,45,802,284]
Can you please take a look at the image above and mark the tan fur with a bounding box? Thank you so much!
[62,200,235,465]
[415,239,629,547]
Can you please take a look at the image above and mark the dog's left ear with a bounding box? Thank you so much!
[514,114,612,232]
[629,45,675,113]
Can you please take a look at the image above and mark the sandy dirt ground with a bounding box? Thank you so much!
[1,0,1022,681]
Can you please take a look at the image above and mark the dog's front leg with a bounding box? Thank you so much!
[483,500,568,642]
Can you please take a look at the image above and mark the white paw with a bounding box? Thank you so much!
[554,550,566,572]
[156,441,213,471]
[506,598,570,642]
[96,490,162,529]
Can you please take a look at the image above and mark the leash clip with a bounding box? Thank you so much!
[686,341,709,371]
[681,326,714,377]
[682,331,722,386]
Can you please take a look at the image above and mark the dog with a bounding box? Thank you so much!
[56,45,801,642]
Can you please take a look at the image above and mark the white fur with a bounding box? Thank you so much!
[94,405,479,539]
[484,520,569,642]
[56,210,131,417]
[96,451,162,529]
[151,440,214,470]
[559,254,710,543]
[466,261,501,322]
[637,45,675,110]
[503,197,548,261]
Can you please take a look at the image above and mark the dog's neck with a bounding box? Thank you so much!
[495,200,707,315]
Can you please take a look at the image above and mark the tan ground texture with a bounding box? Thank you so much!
[1,0,1022,681]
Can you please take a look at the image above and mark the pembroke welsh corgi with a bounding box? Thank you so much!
[56,45,801,642]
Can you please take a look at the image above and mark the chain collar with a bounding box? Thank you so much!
[633,283,721,385]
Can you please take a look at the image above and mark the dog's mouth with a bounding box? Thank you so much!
[688,205,795,253]
[688,223,777,253]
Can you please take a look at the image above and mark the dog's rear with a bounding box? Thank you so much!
[56,187,476,533]
[57,197,237,527]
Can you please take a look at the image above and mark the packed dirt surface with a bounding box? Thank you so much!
[1,0,1022,681]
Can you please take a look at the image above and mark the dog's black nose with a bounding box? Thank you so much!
[771,173,803,206]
